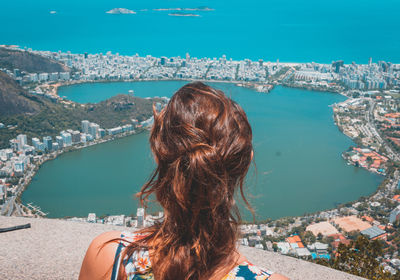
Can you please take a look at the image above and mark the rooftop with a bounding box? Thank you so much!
[361,225,386,239]
[0,216,366,280]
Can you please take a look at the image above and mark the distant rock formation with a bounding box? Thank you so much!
[168,12,200,17]
[106,8,136,14]
[185,6,214,11]
[154,7,214,12]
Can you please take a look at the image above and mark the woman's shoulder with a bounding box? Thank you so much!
[79,231,121,280]
[79,231,144,280]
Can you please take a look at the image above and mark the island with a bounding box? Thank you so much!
[183,6,214,11]
[153,7,214,12]
[106,8,136,14]
[168,12,200,17]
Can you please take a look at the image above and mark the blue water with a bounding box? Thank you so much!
[22,82,383,220]
[1,0,399,63]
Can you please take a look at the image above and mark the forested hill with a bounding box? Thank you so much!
[0,70,41,116]
[0,90,161,148]
[0,47,70,73]
[0,73,162,148]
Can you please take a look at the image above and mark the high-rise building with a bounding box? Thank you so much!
[52,142,59,151]
[98,129,106,138]
[186,52,190,63]
[32,137,41,150]
[332,60,344,74]
[37,142,46,151]
[49,73,59,81]
[379,61,389,72]
[59,72,70,81]
[89,123,100,139]
[9,139,19,151]
[13,160,25,173]
[55,136,64,148]
[221,54,227,64]
[160,57,167,66]
[32,138,45,152]
[71,131,81,143]
[60,131,72,147]
[0,149,13,161]
[137,208,145,227]
[17,134,27,150]
[43,136,52,151]
[81,120,90,134]
[38,73,49,82]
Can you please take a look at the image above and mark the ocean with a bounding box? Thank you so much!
[1,0,400,63]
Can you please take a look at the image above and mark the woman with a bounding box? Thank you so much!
[79,82,287,280]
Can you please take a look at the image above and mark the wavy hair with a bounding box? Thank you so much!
[117,81,254,280]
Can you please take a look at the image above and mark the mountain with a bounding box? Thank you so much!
[0,47,70,73]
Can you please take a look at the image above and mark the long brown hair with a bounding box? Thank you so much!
[117,81,254,280]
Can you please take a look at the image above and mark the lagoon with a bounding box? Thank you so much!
[22,82,382,220]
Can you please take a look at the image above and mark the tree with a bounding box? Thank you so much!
[347,230,360,240]
[304,231,316,244]
[332,235,391,279]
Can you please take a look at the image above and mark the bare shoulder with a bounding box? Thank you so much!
[269,273,289,280]
[79,231,122,280]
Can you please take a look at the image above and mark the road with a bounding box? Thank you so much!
[0,196,16,216]
[367,100,400,162]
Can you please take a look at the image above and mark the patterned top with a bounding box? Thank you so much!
[111,231,273,280]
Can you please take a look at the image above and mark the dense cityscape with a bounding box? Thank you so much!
[1,46,400,278]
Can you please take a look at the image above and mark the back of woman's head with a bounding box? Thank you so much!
[130,82,253,280]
